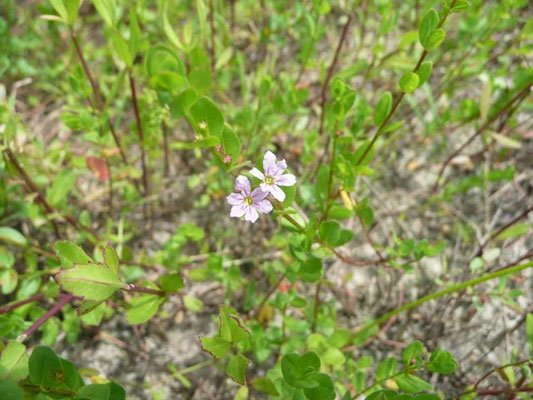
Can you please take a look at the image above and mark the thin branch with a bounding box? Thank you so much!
[4,149,100,240]
[70,30,130,167]
[249,273,287,319]
[432,82,532,192]
[0,293,44,315]
[354,0,457,166]
[208,0,216,77]
[129,71,150,198]
[318,16,352,137]
[18,293,75,342]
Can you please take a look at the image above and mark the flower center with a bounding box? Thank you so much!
[265,175,274,185]
[244,196,253,205]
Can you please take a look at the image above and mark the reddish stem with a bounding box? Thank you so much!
[18,293,75,342]
[0,293,44,315]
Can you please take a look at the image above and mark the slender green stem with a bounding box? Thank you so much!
[355,260,533,334]
[354,0,458,167]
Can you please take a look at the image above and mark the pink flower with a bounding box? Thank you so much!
[250,151,296,202]
[226,175,273,223]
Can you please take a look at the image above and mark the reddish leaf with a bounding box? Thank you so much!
[86,157,110,181]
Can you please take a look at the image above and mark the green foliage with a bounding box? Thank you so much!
[0,344,125,399]
[1,0,531,398]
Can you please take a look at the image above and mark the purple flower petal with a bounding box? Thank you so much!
[263,151,277,176]
[274,174,296,186]
[234,175,251,195]
[255,199,273,214]
[269,185,286,202]
[272,160,287,176]
[230,204,247,218]
[245,206,259,223]
[251,187,268,202]
[226,193,244,205]
[260,182,271,193]
[250,167,265,181]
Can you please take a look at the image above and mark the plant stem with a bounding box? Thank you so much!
[0,293,44,315]
[162,122,170,179]
[250,273,286,318]
[208,0,216,77]
[3,148,61,238]
[17,293,75,342]
[4,149,100,241]
[311,282,321,332]
[70,30,130,167]
[21,382,76,397]
[318,16,352,137]
[281,212,381,266]
[129,71,150,199]
[354,0,457,166]
[354,258,533,336]
[432,82,532,192]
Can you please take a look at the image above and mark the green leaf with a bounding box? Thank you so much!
[416,62,433,87]
[50,0,68,20]
[189,97,225,137]
[526,313,533,355]
[169,88,198,117]
[452,0,471,12]
[129,7,141,61]
[328,205,354,220]
[318,221,340,246]
[298,257,323,283]
[56,263,123,301]
[171,136,220,150]
[80,302,106,325]
[419,9,439,47]
[54,241,93,268]
[496,222,530,240]
[0,227,27,247]
[28,346,61,387]
[76,382,125,400]
[222,124,241,163]
[0,380,23,400]
[126,294,165,325]
[366,390,401,400]
[183,295,204,312]
[103,245,119,274]
[111,33,132,67]
[395,374,433,393]
[355,197,375,227]
[303,373,336,400]
[253,377,279,396]
[92,0,117,28]
[219,306,250,343]
[424,29,446,51]
[46,169,75,207]
[374,92,392,126]
[160,273,184,293]
[281,352,321,388]
[426,348,458,374]
[1,270,18,294]
[376,357,397,381]
[0,341,28,381]
[65,0,81,24]
[226,353,248,385]
[399,72,419,94]
[200,337,231,359]
[402,340,424,368]
[145,45,185,77]
[233,386,249,400]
